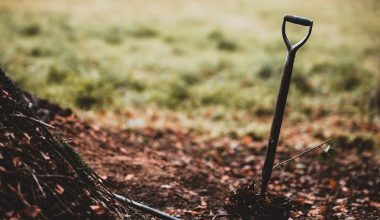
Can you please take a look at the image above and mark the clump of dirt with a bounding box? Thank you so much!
[225,185,290,220]
[0,69,139,219]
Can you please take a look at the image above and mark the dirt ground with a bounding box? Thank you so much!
[8,69,378,219]
[44,110,380,219]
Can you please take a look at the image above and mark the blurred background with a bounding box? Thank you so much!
[0,0,379,136]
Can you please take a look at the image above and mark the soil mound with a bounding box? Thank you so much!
[0,69,136,219]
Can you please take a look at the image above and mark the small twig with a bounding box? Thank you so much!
[272,137,334,170]
[7,183,30,207]
[10,114,55,129]
[39,181,75,216]
[114,194,180,220]
[36,174,75,180]
[212,214,235,220]
[250,137,334,189]
[24,164,46,198]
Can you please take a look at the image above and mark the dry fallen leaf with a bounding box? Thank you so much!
[160,184,173,189]
[242,136,252,145]
[90,204,105,215]
[124,174,134,181]
[370,201,380,208]
[54,184,65,194]
[21,205,41,218]
[328,178,337,190]
[40,152,50,160]
[308,206,327,216]
[12,157,22,167]
[22,132,31,145]
[0,166,7,173]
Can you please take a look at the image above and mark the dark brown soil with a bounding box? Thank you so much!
[2,69,380,219]
[225,186,291,220]
[48,105,380,219]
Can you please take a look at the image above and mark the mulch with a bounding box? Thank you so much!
[49,103,380,219]
[1,69,380,219]
[0,70,141,219]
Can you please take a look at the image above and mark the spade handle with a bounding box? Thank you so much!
[260,15,313,195]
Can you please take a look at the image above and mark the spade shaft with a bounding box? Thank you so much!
[260,15,313,195]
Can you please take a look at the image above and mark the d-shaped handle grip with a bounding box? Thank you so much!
[282,15,313,52]
[284,15,313,26]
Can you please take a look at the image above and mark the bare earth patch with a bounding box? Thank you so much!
[46,110,380,219]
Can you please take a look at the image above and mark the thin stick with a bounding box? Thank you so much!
[24,164,46,198]
[250,137,334,189]
[212,214,235,220]
[272,137,334,170]
[10,114,55,129]
[36,174,75,180]
[114,194,180,220]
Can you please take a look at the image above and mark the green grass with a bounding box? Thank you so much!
[0,0,379,134]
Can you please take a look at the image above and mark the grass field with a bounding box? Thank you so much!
[0,0,379,135]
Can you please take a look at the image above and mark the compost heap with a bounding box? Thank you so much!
[0,69,137,219]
